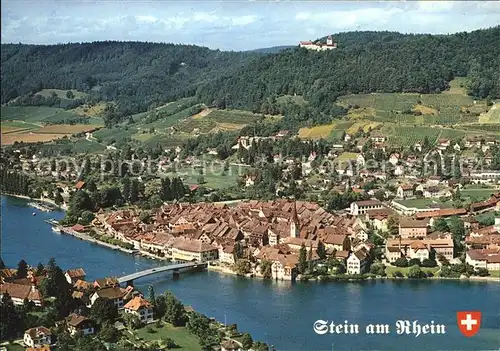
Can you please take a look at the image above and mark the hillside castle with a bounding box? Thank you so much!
[299,35,337,51]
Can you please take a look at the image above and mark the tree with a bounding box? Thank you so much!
[241,333,253,350]
[16,259,28,278]
[54,191,64,206]
[90,298,118,325]
[252,341,270,351]
[130,179,139,203]
[370,263,386,276]
[298,243,307,274]
[196,175,206,185]
[448,216,465,250]
[123,312,141,330]
[421,258,437,267]
[475,267,489,277]
[234,259,251,275]
[394,257,408,267]
[407,265,424,279]
[0,292,24,340]
[186,312,210,337]
[307,242,314,272]
[35,262,45,276]
[234,242,244,259]
[433,218,449,232]
[260,260,273,279]
[387,215,399,236]
[164,291,186,327]
[80,211,95,225]
[317,241,326,260]
[122,176,131,202]
[408,258,421,267]
[66,90,75,99]
[149,194,163,208]
[392,271,404,278]
[147,285,156,309]
[98,321,119,342]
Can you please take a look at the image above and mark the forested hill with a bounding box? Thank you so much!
[0,41,260,114]
[196,27,500,113]
[2,27,499,124]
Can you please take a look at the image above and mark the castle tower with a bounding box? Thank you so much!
[327,35,333,46]
[290,201,300,238]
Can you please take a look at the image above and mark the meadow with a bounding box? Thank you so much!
[161,164,248,189]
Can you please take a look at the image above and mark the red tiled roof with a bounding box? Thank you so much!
[75,181,86,189]
[124,296,153,311]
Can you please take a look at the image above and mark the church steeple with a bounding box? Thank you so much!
[290,200,300,238]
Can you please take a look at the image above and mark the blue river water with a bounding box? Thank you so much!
[1,195,499,350]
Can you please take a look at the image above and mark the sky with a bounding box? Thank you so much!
[1,1,499,51]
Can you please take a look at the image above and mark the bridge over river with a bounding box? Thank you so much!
[118,262,208,286]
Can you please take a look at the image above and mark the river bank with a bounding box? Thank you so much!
[3,194,500,351]
[1,192,65,210]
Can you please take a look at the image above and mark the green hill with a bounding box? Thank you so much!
[2,27,498,132]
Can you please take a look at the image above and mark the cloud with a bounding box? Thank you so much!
[230,15,257,26]
[1,1,499,50]
[417,1,457,13]
[135,15,158,24]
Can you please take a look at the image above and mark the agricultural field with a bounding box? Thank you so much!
[479,103,500,123]
[71,101,109,117]
[346,120,381,134]
[35,124,101,134]
[335,81,492,130]
[298,124,336,138]
[205,109,261,124]
[336,152,360,162]
[1,133,70,145]
[394,198,452,210]
[161,164,248,189]
[460,187,497,201]
[328,121,355,140]
[37,88,88,100]
[380,125,441,146]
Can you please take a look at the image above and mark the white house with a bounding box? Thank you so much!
[350,199,384,216]
[389,153,400,165]
[124,296,154,324]
[347,248,368,275]
[466,249,500,271]
[356,154,365,167]
[66,314,95,336]
[24,327,52,348]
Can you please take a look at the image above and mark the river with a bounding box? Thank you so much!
[1,195,499,350]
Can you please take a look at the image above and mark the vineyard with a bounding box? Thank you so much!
[381,125,441,146]
[207,109,262,124]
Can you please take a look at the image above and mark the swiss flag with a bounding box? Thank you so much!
[457,311,481,337]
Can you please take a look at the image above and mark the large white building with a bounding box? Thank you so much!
[124,296,154,324]
[299,35,338,51]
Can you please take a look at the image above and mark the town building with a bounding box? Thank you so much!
[65,314,95,336]
[396,184,414,199]
[347,248,368,275]
[64,268,86,284]
[24,327,52,348]
[0,280,43,306]
[350,199,384,216]
[398,218,428,239]
[124,296,154,324]
[90,286,134,309]
[171,239,218,262]
[299,35,337,51]
[465,249,500,271]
